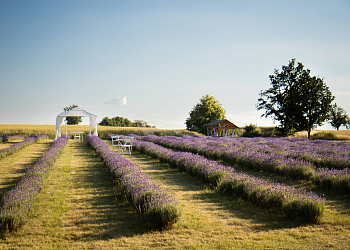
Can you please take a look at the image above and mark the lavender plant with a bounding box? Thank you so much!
[0,135,69,232]
[86,135,180,230]
[133,139,326,223]
[311,168,350,192]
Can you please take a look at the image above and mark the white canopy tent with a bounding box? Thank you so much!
[54,107,98,141]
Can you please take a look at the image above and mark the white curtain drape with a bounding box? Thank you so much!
[54,116,66,141]
[90,115,98,136]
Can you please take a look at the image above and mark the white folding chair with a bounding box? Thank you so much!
[111,135,121,151]
[120,136,134,155]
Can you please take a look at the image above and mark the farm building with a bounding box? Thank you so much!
[202,119,239,137]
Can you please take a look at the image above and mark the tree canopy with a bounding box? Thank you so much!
[99,116,154,128]
[185,94,226,135]
[257,58,334,139]
[329,103,350,130]
[64,104,82,125]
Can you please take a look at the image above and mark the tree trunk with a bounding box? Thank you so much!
[308,129,311,139]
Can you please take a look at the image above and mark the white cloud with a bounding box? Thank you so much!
[106,95,128,106]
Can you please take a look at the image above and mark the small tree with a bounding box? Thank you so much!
[64,104,82,125]
[329,103,350,130]
[185,94,226,135]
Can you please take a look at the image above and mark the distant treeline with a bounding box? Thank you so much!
[99,116,155,128]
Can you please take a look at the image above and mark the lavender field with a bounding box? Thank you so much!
[0,133,349,249]
[138,135,350,194]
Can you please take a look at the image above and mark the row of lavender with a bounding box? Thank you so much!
[0,135,25,142]
[139,135,350,194]
[0,135,49,159]
[132,139,325,223]
[189,136,350,170]
[86,135,181,230]
[0,135,69,232]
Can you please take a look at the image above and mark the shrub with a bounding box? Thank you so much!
[241,123,262,137]
[311,132,337,140]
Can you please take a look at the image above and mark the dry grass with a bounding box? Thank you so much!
[294,129,350,139]
[0,140,349,249]
[0,143,12,150]
[0,124,200,139]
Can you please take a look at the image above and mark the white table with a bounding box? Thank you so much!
[111,135,134,154]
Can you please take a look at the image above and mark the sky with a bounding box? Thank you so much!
[1,0,350,130]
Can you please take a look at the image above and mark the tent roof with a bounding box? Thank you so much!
[202,119,240,129]
[57,107,97,117]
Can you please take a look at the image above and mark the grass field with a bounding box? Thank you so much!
[0,138,349,249]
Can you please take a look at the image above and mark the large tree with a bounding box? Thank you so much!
[64,104,82,125]
[329,103,350,130]
[257,58,334,139]
[185,94,226,135]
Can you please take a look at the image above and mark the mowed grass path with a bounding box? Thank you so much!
[0,140,349,249]
[0,139,52,196]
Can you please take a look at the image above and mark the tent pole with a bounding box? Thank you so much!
[65,115,67,138]
[89,116,92,135]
